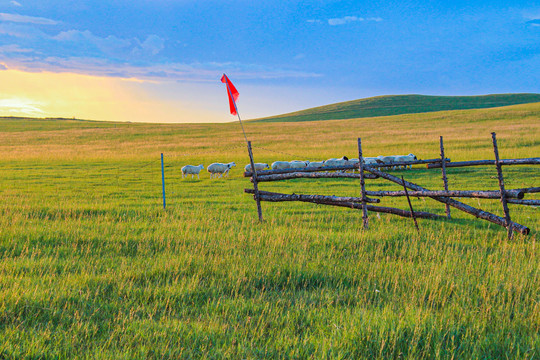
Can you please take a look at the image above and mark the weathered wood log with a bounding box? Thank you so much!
[244,164,360,177]
[365,167,531,235]
[245,189,443,219]
[244,189,380,204]
[427,157,540,169]
[254,171,378,182]
[507,199,540,206]
[519,187,540,194]
[440,136,451,219]
[491,132,512,239]
[244,158,448,177]
[247,141,263,222]
[365,189,525,199]
[374,158,450,169]
[357,138,369,229]
[402,175,420,231]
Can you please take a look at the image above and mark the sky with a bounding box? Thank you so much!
[0,0,538,123]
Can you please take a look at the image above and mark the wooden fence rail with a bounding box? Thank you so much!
[245,189,443,219]
[427,157,540,169]
[365,189,526,199]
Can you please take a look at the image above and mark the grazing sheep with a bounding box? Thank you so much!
[244,163,269,172]
[324,156,349,172]
[376,155,397,169]
[289,160,310,169]
[271,161,291,170]
[364,157,379,165]
[394,154,418,170]
[207,162,236,178]
[324,156,349,167]
[306,160,325,168]
[181,164,204,179]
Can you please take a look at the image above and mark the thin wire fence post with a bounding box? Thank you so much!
[440,136,451,219]
[161,153,166,209]
[491,132,513,239]
[357,138,369,229]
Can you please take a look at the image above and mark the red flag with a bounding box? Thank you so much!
[221,74,239,115]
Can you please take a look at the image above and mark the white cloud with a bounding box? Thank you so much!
[0,12,57,25]
[10,1,22,7]
[326,16,382,26]
[133,35,165,56]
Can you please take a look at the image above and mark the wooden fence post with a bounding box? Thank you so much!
[247,141,264,222]
[402,175,419,232]
[440,136,451,219]
[357,138,369,229]
[491,132,513,239]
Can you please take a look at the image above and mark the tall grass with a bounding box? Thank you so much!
[0,104,538,358]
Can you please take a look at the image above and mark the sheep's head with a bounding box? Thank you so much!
[342,156,349,161]
[408,153,417,160]
[199,164,204,169]
[305,160,310,165]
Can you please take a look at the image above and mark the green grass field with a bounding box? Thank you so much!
[250,93,540,123]
[0,103,539,359]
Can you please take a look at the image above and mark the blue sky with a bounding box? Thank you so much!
[0,0,538,122]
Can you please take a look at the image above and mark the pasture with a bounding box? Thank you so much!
[0,103,539,359]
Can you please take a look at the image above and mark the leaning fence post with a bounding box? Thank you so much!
[247,141,264,222]
[401,175,419,232]
[491,132,513,239]
[357,138,369,229]
[161,153,166,209]
[439,136,451,219]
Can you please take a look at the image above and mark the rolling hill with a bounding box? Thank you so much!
[250,93,540,123]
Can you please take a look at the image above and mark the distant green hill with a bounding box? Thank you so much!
[250,93,540,123]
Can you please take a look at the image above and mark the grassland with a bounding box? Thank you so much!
[250,93,540,123]
[0,103,539,359]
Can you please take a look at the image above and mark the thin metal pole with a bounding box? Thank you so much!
[161,153,166,209]
[357,138,369,229]
[491,132,513,239]
[247,141,264,222]
[440,136,451,219]
[401,175,419,232]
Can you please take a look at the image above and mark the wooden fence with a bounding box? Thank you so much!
[243,133,539,239]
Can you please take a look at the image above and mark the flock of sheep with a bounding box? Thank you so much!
[180,153,418,179]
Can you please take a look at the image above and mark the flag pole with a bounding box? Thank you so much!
[223,74,264,222]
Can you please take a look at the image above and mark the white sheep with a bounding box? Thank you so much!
[207,162,236,178]
[289,160,310,169]
[394,154,418,170]
[244,163,269,172]
[306,161,325,168]
[376,155,397,170]
[271,161,291,170]
[181,164,204,179]
[324,156,349,172]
